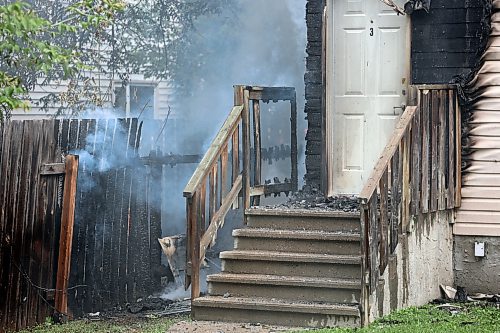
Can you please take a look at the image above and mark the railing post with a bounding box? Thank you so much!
[187,193,200,299]
[234,85,251,222]
[359,203,370,327]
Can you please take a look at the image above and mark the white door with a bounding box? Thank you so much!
[326,0,409,195]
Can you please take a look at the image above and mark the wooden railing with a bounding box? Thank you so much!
[183,85,297,300]
[358,84,462,324]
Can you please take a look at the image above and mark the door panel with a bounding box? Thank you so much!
[327,0,408,195]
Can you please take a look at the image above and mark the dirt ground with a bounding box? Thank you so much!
[167,320,300,333]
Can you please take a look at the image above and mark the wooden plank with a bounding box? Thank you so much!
[402,133,411,233]
[379,169,389,275]
[368,196,378,293]
[410,106,421,215]
[148,164,162,292]
[241,89,251,214]
[390,150,400,253]
[231,126,240,209]
[188,192,200,299]
[447,90,456,209]
[15,121,35,330]
[183,105,244,197]
[220,145,229,204]
[455,93,462,207]
[290,95,298,192]
[209,165,218,224]
[438,89,447,210]
[413,84,458,90]
[430,90,439,212]
[359,106,418,204]
[40,163,66,175]
[420,90,430,213]
[252,100,262,206]
[55,155,79,318]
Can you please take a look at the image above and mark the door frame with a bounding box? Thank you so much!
[323,0,412,197]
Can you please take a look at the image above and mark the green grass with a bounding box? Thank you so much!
[300,304,500,333]
[17,315,188,333]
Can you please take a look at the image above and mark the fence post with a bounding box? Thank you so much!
[55,155,79,320]
[234,85,250,222]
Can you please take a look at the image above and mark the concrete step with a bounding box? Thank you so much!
[192,296,361,328]
[207,273,361,303]
[233,228,360,255]
[220,250,361,279]
[245,208,360,233]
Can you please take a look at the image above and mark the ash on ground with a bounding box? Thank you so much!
[259,187,360,213]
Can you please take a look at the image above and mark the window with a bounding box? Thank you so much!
[114,83,156,119]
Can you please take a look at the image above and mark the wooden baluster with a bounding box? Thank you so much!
[410,102,421,216]
[430,90,439,212]
[290,95,298,192]
[379,169,389,274]
[447,89,456,209]
[187,192,199,298]
[252,100,262,206]
[368,195,378,292]
[455,92,462,206]
[209,165,218,225]
[221,145,228,204]
[232,125,240,209]
[438,89,447,210]
[242,89,251,215]
[402,133,411,233]
[421,90,430,213]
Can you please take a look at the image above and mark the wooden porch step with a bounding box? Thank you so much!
[207,273,361,303]
[220,250,361,264]
[220,250,361,279]
[245,208,360,233]
[232,228,361,255]
[192,296,361,328]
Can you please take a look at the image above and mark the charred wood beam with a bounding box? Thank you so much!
[141,153,203,167]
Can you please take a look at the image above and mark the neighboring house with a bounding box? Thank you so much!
[10,72,175,121]
[186,0,499,329]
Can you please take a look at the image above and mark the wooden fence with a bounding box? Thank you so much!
[358,84,462,325]
[0,118,163,332]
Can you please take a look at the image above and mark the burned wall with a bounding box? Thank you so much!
[304,0,325,190]
[411,0,485,84]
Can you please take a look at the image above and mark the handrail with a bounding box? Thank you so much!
[359,106,418,205]
[183,105,244,198]
[358,84,462,325]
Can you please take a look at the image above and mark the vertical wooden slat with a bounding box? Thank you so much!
[410,102,421,215]
[55,155,79,318]
[220,145,229,204]
[402,133,411,233]
[447,90,456,209]
[368,195,378,292]
[190,189,201,299]
[290,95,299,192]
[430,90,439,212]
[455,93,462,206]
[379,169,389,274]
[420,90,430,213]
[252,100,262,206]
[438,90,447,210]
[209,165,218,224]
[231,125,240,209]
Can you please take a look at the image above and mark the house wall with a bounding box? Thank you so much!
[454,235,500,294]
[369,211,454,319]
[303,0,485,190]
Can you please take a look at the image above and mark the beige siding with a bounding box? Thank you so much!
[455,6,500,237]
